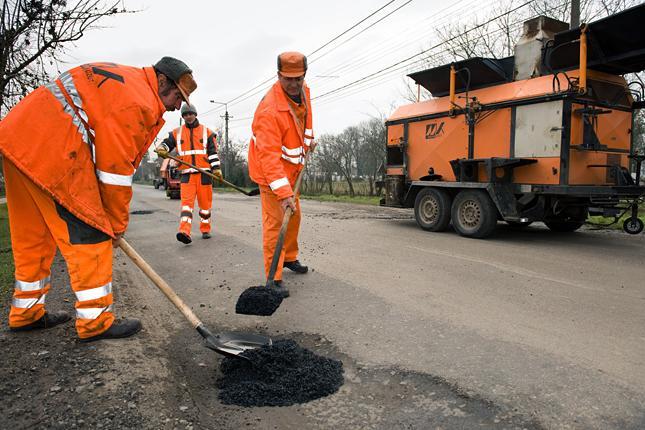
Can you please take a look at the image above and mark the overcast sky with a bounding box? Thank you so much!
[68,0,501,148]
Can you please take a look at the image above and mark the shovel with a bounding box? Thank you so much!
[118,238,271,359]
[157,151,260,197]
[264,151,310,295]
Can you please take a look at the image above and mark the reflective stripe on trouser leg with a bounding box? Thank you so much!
[71,240,114,339]
[284,196,301,262]
[10,276,51,327]
[180,177,197,236]
[3,159,57,328]
[259,185,291,281]
[196,178,213,234]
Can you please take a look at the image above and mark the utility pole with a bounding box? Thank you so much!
[210,100,232,177]
[570,0,580,28]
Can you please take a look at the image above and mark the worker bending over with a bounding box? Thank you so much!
[0,57,196,341]
[248,51,315,296]
[157,104,221,244]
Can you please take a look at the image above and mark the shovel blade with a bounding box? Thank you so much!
[197,325,271,359]
[247,188,260,196]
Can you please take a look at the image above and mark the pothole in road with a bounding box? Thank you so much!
[216,339,344,407]
[165,332,544,429]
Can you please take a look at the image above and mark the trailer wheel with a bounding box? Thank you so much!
[451,190,497,238]
[623,217,644,235]
[451,190,498,238]
[414,188,452,231]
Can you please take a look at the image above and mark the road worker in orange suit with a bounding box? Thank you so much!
[156,103,221,244]
[0,57,196,341]
[248,52,315,297]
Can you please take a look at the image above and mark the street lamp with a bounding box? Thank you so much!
[209,100,231,177]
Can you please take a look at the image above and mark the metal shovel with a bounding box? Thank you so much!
[156,151,260,197]
[118,238,271,359]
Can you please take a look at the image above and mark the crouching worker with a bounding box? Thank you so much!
[156,103,221,244]
[0,57,196,341]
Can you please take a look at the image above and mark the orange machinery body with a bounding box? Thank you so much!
[159,158,181,199]
[386,69,632,187]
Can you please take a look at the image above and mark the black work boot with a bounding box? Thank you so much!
[283,260,308,274]
[80,318,142,342]
[176,232,192,244]
[10,311,71,332]
[270,280,290,298]
[202,232,211,239]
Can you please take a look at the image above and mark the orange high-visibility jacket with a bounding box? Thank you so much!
[0,63,166,237]
[248,81,314,200]
[161,120,219,173]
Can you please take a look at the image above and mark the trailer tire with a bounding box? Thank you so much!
[623,217,644,235]
[451,190,498,238]
[414,187,452,231]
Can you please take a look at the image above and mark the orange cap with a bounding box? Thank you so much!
[277,51,307,78]
[176,73,197,103]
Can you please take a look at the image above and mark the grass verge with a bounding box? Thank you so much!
[300,194,382,206]
[587,213,645,230]
[0,203,14,302]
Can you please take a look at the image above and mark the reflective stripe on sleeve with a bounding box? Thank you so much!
[208,154,219,161]
[269,177,290,191]
[179,149,206,156]
[304,138,312,147]
[282,146,303,156]
[97,170,133,186]
[76,305,112,320]
[15,276,51,292]
[305,128,313,136]
[210,161,221,168]
[281,154,304,165]
[75,282,112,302]
[12,294,46,309]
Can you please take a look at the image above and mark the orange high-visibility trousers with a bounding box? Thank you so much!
[259,185,301,281]
[3,159,114,338]
[179,173,213,236]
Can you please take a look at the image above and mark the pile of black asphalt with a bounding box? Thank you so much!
[235,286,283,316]
[216,339,344,407]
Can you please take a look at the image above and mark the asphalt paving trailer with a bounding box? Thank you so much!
[382,5,645,238]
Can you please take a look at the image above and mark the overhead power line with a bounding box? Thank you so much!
[201,0,408,118]
[312,0,536,101]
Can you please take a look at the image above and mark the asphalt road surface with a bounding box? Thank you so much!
[3,184,644,429]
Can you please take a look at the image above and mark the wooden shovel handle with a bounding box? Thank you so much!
[118,238,202,328]
[159,151,255,196]
[266,150,310,284]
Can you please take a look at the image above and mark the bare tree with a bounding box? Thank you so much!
[327,126,361,197]
[313,134,338,195]
[358,118,387,196]
[0,0,133,115]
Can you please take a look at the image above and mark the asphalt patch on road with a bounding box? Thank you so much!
[216,339,344,407]
[130,210,156,215]
[235,286,283,316]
